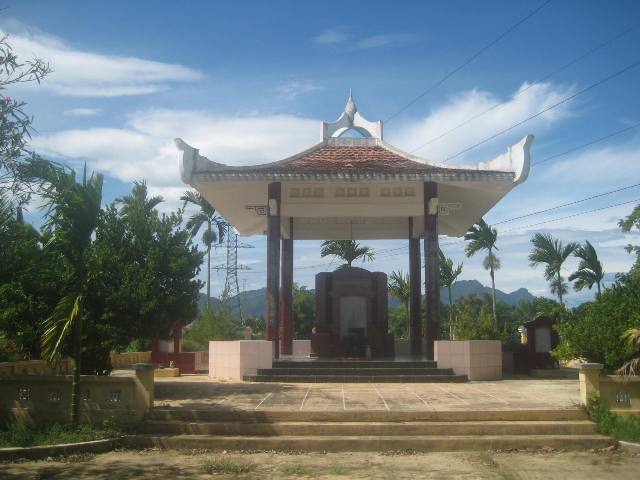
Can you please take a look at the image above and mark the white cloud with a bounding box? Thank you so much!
[277,79,322,100]
[63,107,102,116]
[313,27,418,50]
[1,21,203,97]
[30,109,320,209]
[390,82,576,163]
[313,27,350,45]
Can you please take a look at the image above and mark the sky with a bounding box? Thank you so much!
[5,0,640,305]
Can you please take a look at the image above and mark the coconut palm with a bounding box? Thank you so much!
[388,270,410,311]
[569,240,604,296]
[529,233,578,306]
[464,219,499,326]
[181,190,225,310]
[617,328,640,376]
[23,158,103,424]
[439,249,463,339]
[116,180,163,217]
[320,240,375,268]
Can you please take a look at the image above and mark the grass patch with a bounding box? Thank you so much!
[0,420,125,448]
[587,395,640,442]
[201,456,256,474]
[477,452,517,480]
[327,463,351,475]
[280,463,309,475]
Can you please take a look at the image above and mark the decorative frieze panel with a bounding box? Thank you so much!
[438,202,462,216]
[245,205,267,216]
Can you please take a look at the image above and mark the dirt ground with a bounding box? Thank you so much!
[2,448,640,480]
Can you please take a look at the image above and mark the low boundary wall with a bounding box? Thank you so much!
[578,363,640,412]
[0,364,154,425]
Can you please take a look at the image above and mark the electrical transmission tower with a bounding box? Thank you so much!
[213,223,253,324]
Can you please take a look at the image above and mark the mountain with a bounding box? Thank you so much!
[197,280,535,318]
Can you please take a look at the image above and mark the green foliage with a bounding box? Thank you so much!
[0,198,64,359]
[529,233,578,305]
[587,394,640,442]
[553,269,640,371]
[464,219,499,326]
[201,457,256,475]
[320,240,375,268]
[617,327,640,376]
[182,307,241,352]
[293,284,315,339]
[388,304,409,339]
[0,35,51,199]
[388,270,410,310]
[449,295,501,341]
[0,420,124,448]
[619,202,640,265]
[569,240,604,295]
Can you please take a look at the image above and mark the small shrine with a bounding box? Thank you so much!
[176,92,533,359]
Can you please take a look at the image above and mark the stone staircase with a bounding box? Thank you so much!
[243,360,468,383]
[129,408,614,452]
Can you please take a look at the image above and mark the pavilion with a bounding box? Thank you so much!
[176,93,533,360]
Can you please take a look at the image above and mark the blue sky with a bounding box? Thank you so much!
[5,0,640,305]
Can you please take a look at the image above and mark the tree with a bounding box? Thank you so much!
[23,159,103,425]
[388,271,410,311]
[619,203,640,268]
[529,233,578,306]
[293,284,315,340]
[439,250,463,339]
[464,219,499,327]
[617,328,640,376]
[320,240,375,268]
[553,269,639,371]
[569,240,604,296]
[0,195,64,359]
[116,180,163,217]
[0,35,51,200]
[181,190,225,310]
[182,307,240,352]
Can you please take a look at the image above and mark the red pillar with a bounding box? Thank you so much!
[265,182,282,358]
[280,218,294,355]
[409,217,422,357]
[424,182,441,360]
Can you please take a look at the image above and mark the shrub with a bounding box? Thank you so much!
[587,395,640,442]
[182,307,241,352]
[553,270,640,371]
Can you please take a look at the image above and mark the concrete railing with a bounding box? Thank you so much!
[0,363,155,425]
[0,359,73,376]
[109,351,151,369]
[578,363,640,412]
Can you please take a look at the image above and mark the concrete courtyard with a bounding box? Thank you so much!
[153,375,580,412]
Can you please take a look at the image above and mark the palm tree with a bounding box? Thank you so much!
[617,328,640,376]
[569,240,604,296]
[388,270,410,311]
[116,180,163,217]
[320,240,375,268]
[464,219,499,327]
[181,190,225,310]
[528,233,578,306]
[24,159,103,424]
[439,249,463,339]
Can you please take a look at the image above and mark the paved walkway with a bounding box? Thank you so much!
[153,375,580,411]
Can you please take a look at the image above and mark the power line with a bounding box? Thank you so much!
[410,22,640,154]
[442,58,640,163]
[532,121,640,166]
[501,197,640,233]
[383,0,553,124]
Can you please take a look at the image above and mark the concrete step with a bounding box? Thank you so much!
[139,420,598,436]
[272,361,437,369]
[243,374,468,383]
[125,433,614,452]
[257,367,455,376]
[148,409,590,423]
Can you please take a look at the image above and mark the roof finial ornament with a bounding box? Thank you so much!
[344,88,357,121]
[321,90,383,141]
